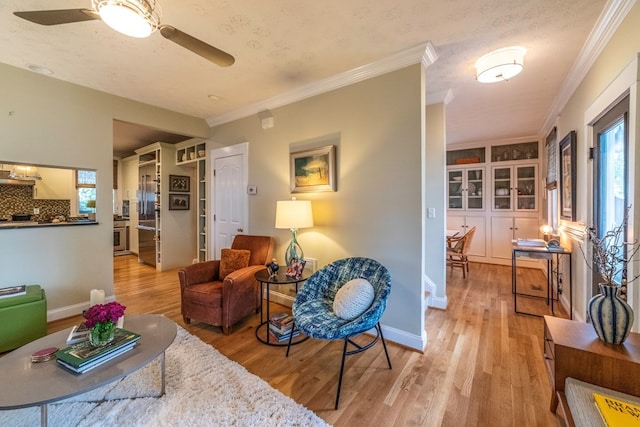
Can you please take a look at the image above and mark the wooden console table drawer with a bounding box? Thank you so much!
[543,316,640,414]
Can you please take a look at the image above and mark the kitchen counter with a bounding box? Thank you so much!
[0,220,98,230]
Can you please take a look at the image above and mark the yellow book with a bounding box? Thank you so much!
[593,392,640,427]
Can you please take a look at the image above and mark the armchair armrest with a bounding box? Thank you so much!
[178,260,220,289]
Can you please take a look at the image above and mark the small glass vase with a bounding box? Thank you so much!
[89,321,116,347]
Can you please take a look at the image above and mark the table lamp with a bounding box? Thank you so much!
[275,198,313,267]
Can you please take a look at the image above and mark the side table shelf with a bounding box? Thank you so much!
[254,269,310,347]
[543,316,640,420]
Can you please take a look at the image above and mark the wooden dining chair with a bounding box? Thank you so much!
[446,226,476,278]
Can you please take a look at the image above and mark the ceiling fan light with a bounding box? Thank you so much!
[475,46,526,83]
[93,0,161,38]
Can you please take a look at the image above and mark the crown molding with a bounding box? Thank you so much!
[206,41,437,127]
[540,0,636,137]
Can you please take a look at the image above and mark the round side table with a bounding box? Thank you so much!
[254,268,310,346]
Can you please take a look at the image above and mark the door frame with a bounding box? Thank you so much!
[582,56,638,322]
[209,142,249,259]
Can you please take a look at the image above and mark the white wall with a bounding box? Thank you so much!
[209,64,428,349]
[0,62,209,320]
[547,2,640,323]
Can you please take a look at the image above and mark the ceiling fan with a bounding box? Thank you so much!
[13,0,235,67]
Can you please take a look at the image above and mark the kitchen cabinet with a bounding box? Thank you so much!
[490,216,539,259]
[33,167,74,200]
[447,215,486,257]
[447,167,485,211]
[491,164,538,212]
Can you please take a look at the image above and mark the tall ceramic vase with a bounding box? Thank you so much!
[588,284,634,344]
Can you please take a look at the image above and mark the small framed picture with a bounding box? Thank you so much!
[290,145,336,193]
[169,175,190,192]
[169,194,190,210]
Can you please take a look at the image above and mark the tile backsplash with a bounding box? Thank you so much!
[0,185,70,221]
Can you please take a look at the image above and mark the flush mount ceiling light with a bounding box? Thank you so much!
[475,46,527,83]
[92,0,161,38]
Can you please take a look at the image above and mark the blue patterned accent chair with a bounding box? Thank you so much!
[286,257,392,409]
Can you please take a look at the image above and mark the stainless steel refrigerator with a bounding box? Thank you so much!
[137,164,157,267]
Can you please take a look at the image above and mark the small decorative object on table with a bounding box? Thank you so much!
[84,301,126,347]
[580,206,638,344]
[286,258,306,278]
[266,259,279,278]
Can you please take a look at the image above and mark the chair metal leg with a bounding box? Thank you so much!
[377,323,392,369]
[335,337,349,409]
[285,320,296,357]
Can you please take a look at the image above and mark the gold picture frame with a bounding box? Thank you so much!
[290,145,336,193]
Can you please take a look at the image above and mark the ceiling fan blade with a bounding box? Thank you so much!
[14,9,100,26]
[160,26,235,67]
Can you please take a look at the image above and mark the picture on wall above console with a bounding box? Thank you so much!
[169,175,190,192]
[290,144,336,193]
[559,131,577,221]
[169,194,190,210]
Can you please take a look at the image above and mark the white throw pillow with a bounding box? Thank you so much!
[333,278,375,320]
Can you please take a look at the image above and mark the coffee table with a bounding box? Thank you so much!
[0,314,176,427]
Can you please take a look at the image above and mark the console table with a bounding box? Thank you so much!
[543,316,640,422]
[512,244,572,318]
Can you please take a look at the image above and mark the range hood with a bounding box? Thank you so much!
[0,177,36,186]
[0,169,35,185]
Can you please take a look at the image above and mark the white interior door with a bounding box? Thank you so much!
[209,143,248,259]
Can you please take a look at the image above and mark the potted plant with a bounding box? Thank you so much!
[580,206,639,344]
[86,199,96,221]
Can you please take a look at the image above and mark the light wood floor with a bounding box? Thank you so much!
[48,255,568,426]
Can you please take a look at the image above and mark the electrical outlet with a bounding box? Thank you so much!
[33,207,40,214]
[427,208,435,218]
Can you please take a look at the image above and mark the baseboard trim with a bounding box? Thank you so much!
[47,295,116,322]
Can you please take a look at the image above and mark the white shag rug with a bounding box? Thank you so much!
[0,326,330,427]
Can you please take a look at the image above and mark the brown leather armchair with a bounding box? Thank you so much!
[178,235,275,334]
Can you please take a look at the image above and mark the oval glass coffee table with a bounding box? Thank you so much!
[0,314,176,427]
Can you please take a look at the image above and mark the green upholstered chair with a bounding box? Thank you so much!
[0,285,47,353]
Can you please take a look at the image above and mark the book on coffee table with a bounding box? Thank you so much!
[0,285,26,299]
[55,328,141,373]
[66,321,90,345]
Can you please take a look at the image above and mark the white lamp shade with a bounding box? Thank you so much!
[475,46,526,83]
[275,200,313,229]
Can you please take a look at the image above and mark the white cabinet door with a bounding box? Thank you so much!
[491,217,515,259]
[33,167,74,200]
[447,215,486,257]
[491,216,540,259]
[466,216,486,257]
[513,217,540,240]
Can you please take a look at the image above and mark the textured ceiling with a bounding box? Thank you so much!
[0,0,608,155]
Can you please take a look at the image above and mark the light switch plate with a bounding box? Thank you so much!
[427,208,435,218]
[247,185,257,195]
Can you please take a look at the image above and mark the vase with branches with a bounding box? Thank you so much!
[580,206,637,344]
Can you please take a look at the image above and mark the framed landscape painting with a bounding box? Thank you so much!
[290,145,336,193]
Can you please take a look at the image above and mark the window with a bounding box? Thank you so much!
[76,170,97,215]
[591,95,628,293]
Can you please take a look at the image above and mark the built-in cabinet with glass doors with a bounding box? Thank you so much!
[447,167,485,211]
[491,164,538,212]
[447,140,541,266]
